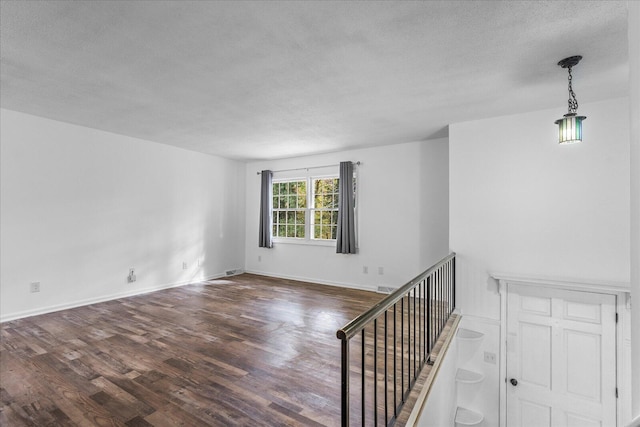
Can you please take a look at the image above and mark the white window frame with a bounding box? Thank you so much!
[272,173,339,246]
[309,175,340,241]
[272,178,308,241]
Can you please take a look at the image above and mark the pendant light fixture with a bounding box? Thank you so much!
[555,55,586,144]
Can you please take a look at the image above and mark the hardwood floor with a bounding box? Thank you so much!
[1,274,385,426]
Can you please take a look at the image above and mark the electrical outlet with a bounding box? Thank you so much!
[484,351,496,364]
[128,268,136,283]
[182,262,188,270]
[258,255,262,262]
[30,282,40,293]
[363,266,368,274]
[378,267,384,275]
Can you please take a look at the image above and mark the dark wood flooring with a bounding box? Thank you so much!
[1,274,385,426]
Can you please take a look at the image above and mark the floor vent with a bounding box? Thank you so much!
[225,269,243,276]
[377,286,396,294]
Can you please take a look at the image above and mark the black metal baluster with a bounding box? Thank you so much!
[435,268,439,335]
[426,275,431,359]
[438,267,443,334]
[341,338,349,427]
[443,263,447,319]
[384,310,388,426]
[407,292,411,390]
[443,263,447,321]
[438,267,444,336]
[362,328,365,426]
[433,270,437,341]
[423,278,427,363]
[374,318,378,427]
[401,297,404,403]
[450,259,454,314]
[447,260,451,315]
[436,270,440,341]
[447,263,451,314]
[418,281,422,366]
[393,303,397,418]
[452,257,456,311]
[447,260,451,314]
[413,288,416,380]
[449,261,456,314]
[434,271,437,351]
[441,267,445,332]
[434,270,438,340]
[336,254,456,425]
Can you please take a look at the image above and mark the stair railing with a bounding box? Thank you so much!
[336,253,456,426]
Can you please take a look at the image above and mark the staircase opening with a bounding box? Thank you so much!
[336,253,457,426]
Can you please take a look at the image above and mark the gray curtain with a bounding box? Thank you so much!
[258,170,273,248]
[336,161,356,254]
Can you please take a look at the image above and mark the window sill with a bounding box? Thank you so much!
[272,238,336,247]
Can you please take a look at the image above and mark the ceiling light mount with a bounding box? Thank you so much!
[557,55,583,69]
[555,55,586,144]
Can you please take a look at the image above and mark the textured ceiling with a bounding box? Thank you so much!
[0,1,629,161]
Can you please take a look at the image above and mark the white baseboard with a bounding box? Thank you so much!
[2,269,376,323]
[0,272,228,323]
[243,269,376,293]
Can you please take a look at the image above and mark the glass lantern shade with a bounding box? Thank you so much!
[555,113,586,144]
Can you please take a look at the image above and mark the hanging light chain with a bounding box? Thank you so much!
[567,66,578,114]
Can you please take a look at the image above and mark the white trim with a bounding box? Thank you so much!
[272,174,341,244]
[271,237,335,247]
[243,269,376,293]
[0,272,228,323]
[492,272,630,294]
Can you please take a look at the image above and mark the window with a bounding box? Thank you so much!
[272,180,306,239]
[311,177,339,240]
[272,176,340,242]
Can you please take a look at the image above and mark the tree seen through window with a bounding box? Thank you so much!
[272,180,306,238]
[311,178,339,240]
[271,176,340,241]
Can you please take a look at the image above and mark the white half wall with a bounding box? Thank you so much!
[450,97,631,321]
[244,139,449,291]
[0,109,246,321]
[417,324,459,427]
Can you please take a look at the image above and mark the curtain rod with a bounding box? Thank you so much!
[256,161,360,175]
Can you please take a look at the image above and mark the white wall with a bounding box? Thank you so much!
[244,139,449,291]
[0,109,246,321]
[449,97,631,425]
[628,0,640,417]
[456,317,500,427]
[417,318,499,427]
[450,97,630,321]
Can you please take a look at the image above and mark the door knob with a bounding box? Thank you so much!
[510,378,518,386]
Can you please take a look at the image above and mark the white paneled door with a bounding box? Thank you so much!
[506,284,617,427]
